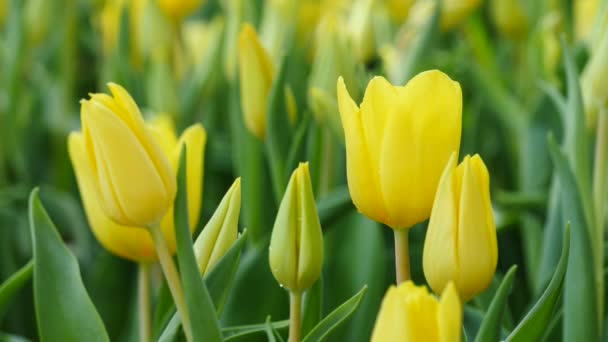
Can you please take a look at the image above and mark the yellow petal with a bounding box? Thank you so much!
[337,77,389,225]
[148,114,179,158]
[438,282,462,342]
[68,133,157,262]
[371,287,408,342]
[423,152,459,295]
[457,156,496,300]
[84,99,168,225]
[402,284,440,342]
[380,70,462,228]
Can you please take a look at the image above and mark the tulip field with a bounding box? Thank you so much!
[1,0,608,341]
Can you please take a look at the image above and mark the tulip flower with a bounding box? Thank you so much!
[69,113,206,262]
[337,70,462,229]
[423,153,498,301]
[79,83,177,227]
[194,178,241,275]
[238,23,274,139]
[371,281,461,342]
[158,0,203,22]
[575,0,601,43]
[490,0,528,40]
[269,162,323,342]
[582,20,608,129]
[269,162,323,293]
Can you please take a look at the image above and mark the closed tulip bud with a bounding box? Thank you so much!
[423,153,498,301]
[371,281,461,342]
[490,0,528,40]
[385,0,414,23]
[24,0,51,45]
[69,114,206,262]
[158,0,203,22]
[441,0,483,31]
[348,0,376,62]
[337,70,462,229]
[194,178,241,275]
[80,84,177,227]
[238,23,274,139]
[581,15,608,129]
[575,0,601,43]
[269,163,324,293]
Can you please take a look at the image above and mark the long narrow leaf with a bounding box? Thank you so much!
[0,260,32,321]
[474,265,518,342]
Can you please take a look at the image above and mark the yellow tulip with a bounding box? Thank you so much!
[441,0,483,30]
[80,84,177,226]
[194,178,241,275]
[371,281,461,342]
[386,0,414,23]
[575,0,601,43]
[337,70,462,229]
[69,114,206,262]
[157,0,203,22]
[269,163,324,293]
[238,23,274,139]
[423,153,498,301]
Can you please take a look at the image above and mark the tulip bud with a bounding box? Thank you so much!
[423,153,498,301]
[194,178,241,275]
[348,0,376,62]
[259,0,297,64]
[69,115,206,262]
[223,0,256,81]
[575,0,601,43]
[80,83,177,227]
[238,23,274,139]
[490,0,529,40]
[24,0,51,46]
[371,281,461,342]
[269,163,324,293]
[441,0,483,31]
[157,0,203,22]
[581,11,608,129]
[337,70,462,229]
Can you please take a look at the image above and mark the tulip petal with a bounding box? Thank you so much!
[337,77,389,224]
[85,100,169,225]
[296,163,323,290]
[68,133,157,262]
[438,282,462,342]
[371,287,408,342]
[380,70,462,228]
[457,156,496,300]
[401,284,440,341]
[423,153,459,295]
[148,114,179,158]
[470,154,498,268]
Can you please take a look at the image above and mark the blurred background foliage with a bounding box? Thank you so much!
[0,0,607,340]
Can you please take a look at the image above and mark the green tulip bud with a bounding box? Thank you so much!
[269,163,324,293]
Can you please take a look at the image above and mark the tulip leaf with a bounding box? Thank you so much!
[222,320,290,341]
[28,188,109,342]
[316,186,354,228]
[0,260,32,321]
[301,276,323,337]
[505,223,571,341]
[265,55,291,202]
[0,332,30,342]
[474,265,518,342]
[174,148,222,342]
[302,285,368,342]
[264,316,285,342]
[285,113,311,176]
[545,136,598,341]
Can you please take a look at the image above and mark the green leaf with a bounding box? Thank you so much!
[0,260,32,321]
[265,55,292,202]
[316,186,353,228]
[28,188,109,342]
[546,136,598,341]
[474,265,518,342]
[174,148,222,342]
[506,223,571,341]
[285,113,311,176]
[222,320,289,341]
[301,276,323,337]
[0,332,30,342]
[302,285,368,342]
[264,316,284,342]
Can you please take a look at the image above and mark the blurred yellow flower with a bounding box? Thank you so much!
[423,153,497,301]
[69,113,206,262]
[158,0,203,22]
[79,84,177,226]
[441,0,483,30]
[238,23,274,139]
[337,70,462,229]
[269,163,324,292]
[371,281,461,342]
[0,0,6,26]
[575,0,601,42]
[490,0,528,40]
[194,178,240,275]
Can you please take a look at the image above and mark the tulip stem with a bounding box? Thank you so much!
[148,223,193,342]
[138,263,151,342]
[394,229,411,284]
[289,292,302,342]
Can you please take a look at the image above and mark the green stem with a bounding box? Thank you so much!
[592,106,607,329]
[148,223,192,342]
[394,229,411,284]
[289,292,302,342]
[138,263,151,342]
[318,128,335,197]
